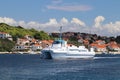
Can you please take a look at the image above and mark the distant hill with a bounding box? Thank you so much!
[0,23,50,41]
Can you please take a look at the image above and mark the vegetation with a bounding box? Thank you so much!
[34,31,50,40]
[67,36,82,46]
[0,23,50,41]
[0,23,51,52]
[0,38,15,52]
[116,36,120,44]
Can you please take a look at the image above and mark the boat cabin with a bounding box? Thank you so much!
[52,40,67,47]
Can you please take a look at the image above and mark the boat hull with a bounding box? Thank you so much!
[42,50,95,59]
[51,53,95,59]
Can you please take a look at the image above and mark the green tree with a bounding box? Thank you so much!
[34,31,50,40]
[116,36,120,44]
[0,39,15,52]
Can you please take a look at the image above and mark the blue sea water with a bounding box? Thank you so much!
[0,54,120,80]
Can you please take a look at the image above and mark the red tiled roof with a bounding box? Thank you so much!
[0,32,8,34]
[91,43,107,49]
[34,43,41,46]
[42,40,52,45]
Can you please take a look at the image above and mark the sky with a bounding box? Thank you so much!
[0,0,120,36]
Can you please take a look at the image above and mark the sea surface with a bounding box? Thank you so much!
[0,54,120,80]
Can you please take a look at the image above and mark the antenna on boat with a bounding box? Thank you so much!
[59,26,62,40]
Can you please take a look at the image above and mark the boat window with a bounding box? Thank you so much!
[69,49,79,51]
[79,50,87,52]
[53,41,60,44]
[53,41,64,44]
[69,49,87,52]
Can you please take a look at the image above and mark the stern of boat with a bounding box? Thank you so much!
[41,50,52,59]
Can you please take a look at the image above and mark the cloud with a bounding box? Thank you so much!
[71,18,86,26]
[100,21,120,36]
[94,16,105,28]
[0,16,120,36]
[18,21,26,27]
[45,18,58,26]
[93,16,120,36]
[47,5,92,12]
[0,17,17,25]
[60,17,68,26]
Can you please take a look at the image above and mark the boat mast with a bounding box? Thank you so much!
[59,26,62,40]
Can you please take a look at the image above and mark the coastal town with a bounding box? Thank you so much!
[0,30,120,54]
[1,1,120,80]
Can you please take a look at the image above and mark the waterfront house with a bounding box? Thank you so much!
[15,36,43,51]
[108,41,120,51]
[90,40,107,52]
[15,45,28,50]
[31,43,42,51]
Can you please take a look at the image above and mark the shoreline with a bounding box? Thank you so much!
[0,51,120,54]
[0,51,41,54]
[95,52,120,54]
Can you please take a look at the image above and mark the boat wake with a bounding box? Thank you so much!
[94,57,120,59]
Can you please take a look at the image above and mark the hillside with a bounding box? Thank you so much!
[0,23,50,41]
[0,23,120,45]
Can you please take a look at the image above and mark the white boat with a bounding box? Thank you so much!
[41,40,95,59]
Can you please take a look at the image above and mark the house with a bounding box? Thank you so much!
[31,43,42,51]
[90,40,107,52]
[0,32,12,40]
[41,40,53,48]
[15,45,28,50]
[17,38,29,45]
[24,35,33,40]
[96,44,107,52]
[107,41,120,51]
[16,37,42,50]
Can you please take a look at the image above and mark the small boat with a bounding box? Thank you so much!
[41,26,95,59]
